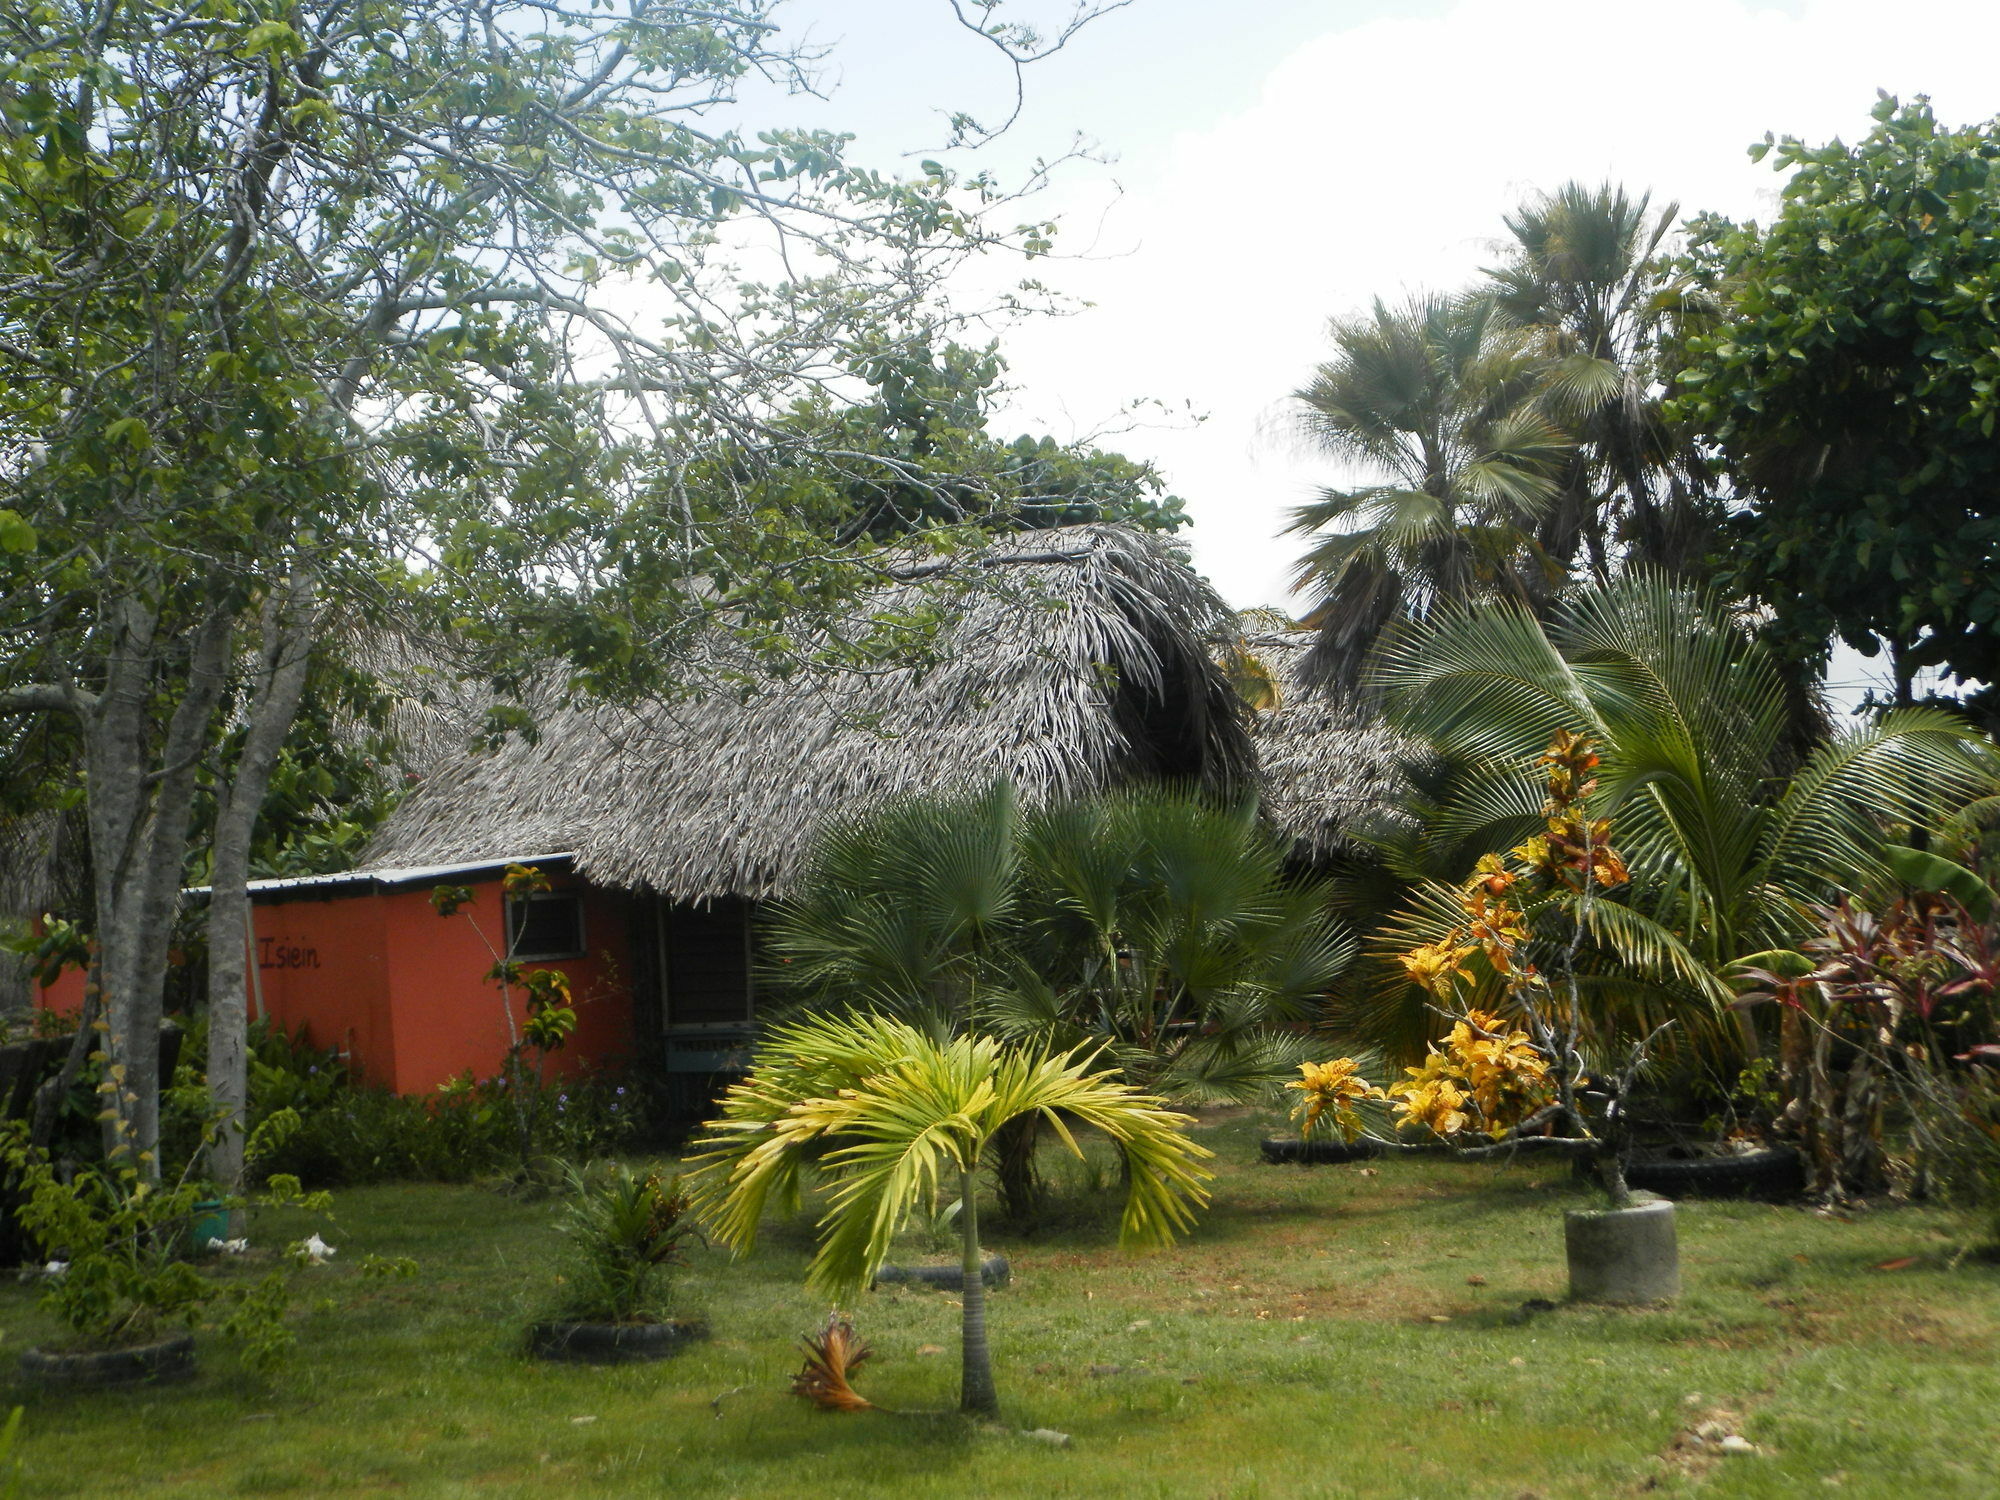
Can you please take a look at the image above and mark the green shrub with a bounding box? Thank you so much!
[167,1018,644,1187]
[546,1161,698,1323]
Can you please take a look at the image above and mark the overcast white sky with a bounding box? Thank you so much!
[732,0,2000,696]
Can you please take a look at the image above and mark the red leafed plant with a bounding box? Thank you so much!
[791,1312,875,1412]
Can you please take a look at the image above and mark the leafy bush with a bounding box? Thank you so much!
[1,1116,328,1368]
[546,1161,698,1323]
[165,1019,643,1187]
[254,1072,643,1188]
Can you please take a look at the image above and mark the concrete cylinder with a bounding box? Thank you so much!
[1564,1199,1680,1304]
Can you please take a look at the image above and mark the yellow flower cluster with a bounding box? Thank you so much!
[1387,1009,1551,1140]
[1285,1057,1385,1143]
[1396,732,1629,1008]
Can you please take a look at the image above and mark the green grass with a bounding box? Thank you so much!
[3,1111,1998,1498]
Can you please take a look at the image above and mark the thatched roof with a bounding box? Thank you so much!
[1245,630,1410,862]
[364,525,1256,901]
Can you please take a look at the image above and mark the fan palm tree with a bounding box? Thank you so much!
[1486,182,1719,577]
[1287,293,1572,696]
[768,786,1354,1102]
[765,784,1352,1218]
[689,1014,1212,1418]
[1342,575,1998,1057]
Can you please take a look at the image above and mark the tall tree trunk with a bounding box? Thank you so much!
[207,572,316,1209]
[957,1163,999,1419]
[86,600,234,1173]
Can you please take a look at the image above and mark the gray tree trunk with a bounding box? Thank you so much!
[958,1163,999,1419]
[85,600,235,1172]
[206,572,316,1208]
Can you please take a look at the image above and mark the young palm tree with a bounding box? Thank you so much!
[1486,182,1719,577]
[689,1014,1212,1419]
[765,785,1352,1218]
[1287,294,1571,696]
[1342,575,1998,1056]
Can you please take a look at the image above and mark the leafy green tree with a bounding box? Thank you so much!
[1487,182,1720,578]
[1286,295,1570,695]
[1342,576,1997,1059]
[0,0,1114,1175]
[690,1013,1211,1419]
[757,341,1188,542]
[1669,96,2000,713]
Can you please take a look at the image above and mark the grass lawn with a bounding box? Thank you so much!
[2,1110,1997,1499]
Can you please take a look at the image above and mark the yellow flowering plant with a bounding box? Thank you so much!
[1286,1058,1385,1143]
[1377,733,1668,1203]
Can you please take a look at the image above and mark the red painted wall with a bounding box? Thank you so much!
[33,872,641,1094]
[33,872,637,1094]
[376,875,634,1093]
[251,889,398,1085]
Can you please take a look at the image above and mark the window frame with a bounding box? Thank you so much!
[504,889,588,962]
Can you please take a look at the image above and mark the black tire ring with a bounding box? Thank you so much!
[527,1319,710,1364]
[872,1254,1010,1290]
[1261,1137,1381,1164]
[1622,1148,1806,1201]
[20,1332,196,1387]
[1259,1137,1454,1165]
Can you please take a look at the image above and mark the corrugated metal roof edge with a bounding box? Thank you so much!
[184,852,578,902]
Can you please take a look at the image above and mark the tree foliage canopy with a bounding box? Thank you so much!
[1670,96,2000,709]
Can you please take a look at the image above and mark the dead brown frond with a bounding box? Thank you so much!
[790,1311,876,1412]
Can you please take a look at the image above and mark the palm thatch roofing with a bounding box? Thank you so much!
[1244,630,1410,862]
[363,525,1259,901]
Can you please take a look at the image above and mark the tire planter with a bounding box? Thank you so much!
[527,1318,709,1364]
[1261,1136,1381,1165]
[872,1254,1009,1291]
[1259,1137,1453,1165]
[20,1333,196,1388]
[1620,1148,1804,1202]
[1564,1200,1680,1304]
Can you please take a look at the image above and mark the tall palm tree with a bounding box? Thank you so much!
[1341,576,1998,1058]
[1287,294,1571,696]
[1486,182,1719,577]
[689,1014,1212,1419]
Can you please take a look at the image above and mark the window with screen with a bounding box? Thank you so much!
[663,898,752,1028]
[505,891,586,960]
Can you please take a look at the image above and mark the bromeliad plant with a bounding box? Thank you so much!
[689,1013,1213,1419]
[548,1161,701,1325]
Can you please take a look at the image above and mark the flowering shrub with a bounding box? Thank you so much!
[1385,1010,1551,1140]
[1286,1058,1382,1143]
[1,1114,329,1369]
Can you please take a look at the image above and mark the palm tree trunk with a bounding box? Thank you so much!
[957,1164,999,1418]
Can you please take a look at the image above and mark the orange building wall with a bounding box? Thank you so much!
[377,875,634,1093]
[251,890,398,1085]
[33,873,638,1095]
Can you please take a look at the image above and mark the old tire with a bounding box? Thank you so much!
[1621,1148,1804,1202]
[20,1333,196,1388]
[1260,1137,1380,1165]
[873,1254,1009,1291]
[527,1319,709,1364]
[1565,1200,1680,1304]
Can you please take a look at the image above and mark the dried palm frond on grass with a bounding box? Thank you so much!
[791,1311,875,1412]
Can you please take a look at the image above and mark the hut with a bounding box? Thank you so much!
[1242,629,1410,866]
[230,525,1256,1104]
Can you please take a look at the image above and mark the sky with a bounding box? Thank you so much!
[729,0,2000,696]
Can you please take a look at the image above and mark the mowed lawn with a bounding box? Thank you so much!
[3,1112,1997,1499]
